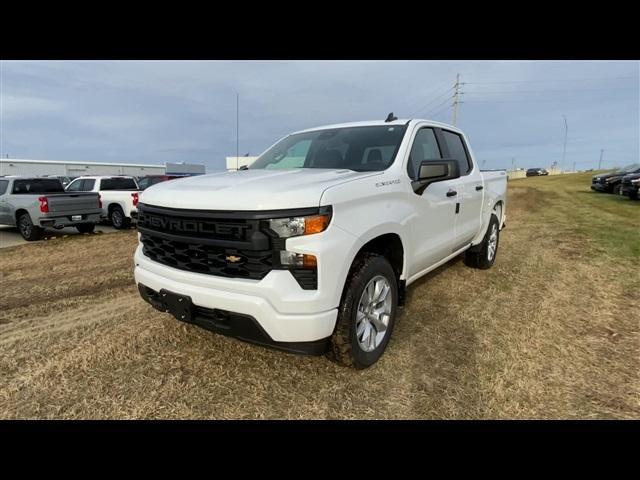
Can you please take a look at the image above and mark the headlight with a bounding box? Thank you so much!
[268,212,331,238]
[631,178,640,184]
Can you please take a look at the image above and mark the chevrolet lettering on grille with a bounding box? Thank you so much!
[140,213,250,239]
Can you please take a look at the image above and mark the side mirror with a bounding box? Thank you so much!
[413,159,460,194]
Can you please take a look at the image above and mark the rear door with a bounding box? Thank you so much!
[438,129,484,249]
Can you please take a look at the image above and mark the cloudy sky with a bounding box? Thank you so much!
[1,60,638,171]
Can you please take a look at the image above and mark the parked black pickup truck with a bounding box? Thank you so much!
[620,173,640,200]
[591,163,640,194]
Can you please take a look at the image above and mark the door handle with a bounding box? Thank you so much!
[475,185,484,191]
[446,190,457,197]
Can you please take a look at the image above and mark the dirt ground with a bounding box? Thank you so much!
[1,172,638,419]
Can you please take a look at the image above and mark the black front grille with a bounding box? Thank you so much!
[137,203,320,288]
[141,233,273,280]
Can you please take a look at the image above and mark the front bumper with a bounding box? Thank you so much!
[39,212,102,228]
[137,283,329,355]
[591,183,609,192]
[134,244,340,345]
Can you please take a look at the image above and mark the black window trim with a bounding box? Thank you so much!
[436,128,474,176]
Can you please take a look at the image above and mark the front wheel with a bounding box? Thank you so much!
[613,184,623,196]
[464,213,500,269]
[17,212,44,241]
[329,254,398,369]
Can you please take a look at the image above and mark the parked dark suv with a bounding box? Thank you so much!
[591,163,640,194]
[620,172,640,200]
[526,168,549,177]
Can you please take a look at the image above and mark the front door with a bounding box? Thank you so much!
[405,126,460,277]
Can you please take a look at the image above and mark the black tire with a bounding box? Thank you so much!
[629,190,638,200]
[75,223,96,234]
[464,213,500,270]
[328,253,398,369]
[109,206,130,229]
[17,212,44,241]
[613,184,623,196]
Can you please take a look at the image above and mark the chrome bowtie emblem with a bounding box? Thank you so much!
[226,255,242,263]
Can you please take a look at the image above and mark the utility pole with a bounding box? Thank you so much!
[236,93,239,171]
[511,157,516,172]
[452,73,463,126]
[561,114,568,171]
[598,149,604,169]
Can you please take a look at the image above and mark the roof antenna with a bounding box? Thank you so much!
[385,112,398,122]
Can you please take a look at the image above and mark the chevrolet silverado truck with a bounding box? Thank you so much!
[0,176,102,240]
[134,118,507,368]
[66,176,141,229]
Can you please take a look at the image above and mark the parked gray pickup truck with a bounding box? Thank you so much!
[0,176,102,240]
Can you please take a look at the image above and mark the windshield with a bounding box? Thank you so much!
[12,178,65,194]
[250,125,408,172]
[618,163,640,174]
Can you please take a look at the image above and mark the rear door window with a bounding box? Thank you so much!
[0,180,9,195]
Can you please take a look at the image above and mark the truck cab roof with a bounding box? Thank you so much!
[293,118,464,135]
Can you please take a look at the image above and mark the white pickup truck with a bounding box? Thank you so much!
[134,118,507,368]
[66,176,140,229]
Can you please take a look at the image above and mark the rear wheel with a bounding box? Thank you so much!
[464,213,500,269]
[329,254,398,369]
[75,223,96,234]
[17,212,44,241]
[109,206,130,229]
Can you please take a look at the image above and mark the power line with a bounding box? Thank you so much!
[462,99,578,103]
[408,84,455,117]
[422,95,455,118]
[428,102,454,120]
[452,73,462,126]
[463,87,624,94]
[465,75,637,85]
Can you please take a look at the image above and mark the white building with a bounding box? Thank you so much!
[226,156,258,171]
[0,158,205,177]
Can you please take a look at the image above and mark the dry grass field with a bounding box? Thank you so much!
[0,172,638,419]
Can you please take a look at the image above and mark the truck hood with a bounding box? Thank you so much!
[139,168,379,210]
